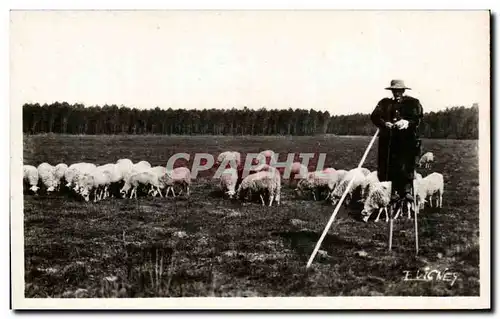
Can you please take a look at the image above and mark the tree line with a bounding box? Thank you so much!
[22,102,479,139]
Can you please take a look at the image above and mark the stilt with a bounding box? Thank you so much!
[413,179,419,255]
[388,205,394,251]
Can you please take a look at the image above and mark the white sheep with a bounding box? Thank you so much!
[53,163,68,191]
[218,168,238,198]
[361,181,392,223]
[295,169,340,201]
[415,172,444,209]
[160,167,192,197]
[217,151,242,168]
[37,162,58,193]
[70,163,97,193]
[359,170,379,204]
[78,169,112,202]
[120,171,162,199]
[94,164,124,199]
[328,168,366,206]
[419,152,434,168]
[23,165,39,193]
[68,163,98,192]
[237,170,281,206]
[145,166,167,197]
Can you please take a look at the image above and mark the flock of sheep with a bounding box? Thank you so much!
[23,149,442,223]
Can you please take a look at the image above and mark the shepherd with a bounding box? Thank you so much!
[370,79,424,209]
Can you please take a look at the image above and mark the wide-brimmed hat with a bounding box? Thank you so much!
[385,79,411,90]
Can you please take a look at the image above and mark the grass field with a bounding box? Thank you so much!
[22,134,480,297]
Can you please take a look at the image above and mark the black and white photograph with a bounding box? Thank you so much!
[10,8,491,310]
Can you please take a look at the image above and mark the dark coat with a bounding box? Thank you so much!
[370,95,424,191]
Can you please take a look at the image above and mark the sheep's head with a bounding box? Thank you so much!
[120,184,131,198]
[47,185,55,193]
[80,187,90,202]
[361,198,378,222]
[30,185,39,193]
[226,189,236,199]
[330,193,341,206]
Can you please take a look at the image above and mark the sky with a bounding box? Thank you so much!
[10,10,490,115]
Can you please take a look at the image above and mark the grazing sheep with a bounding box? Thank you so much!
[295,170,340,201]
[218,168,238,198]
[23,165,39,193]
[95,164,124,198]
[78,169,112,202]
[37,163,58,193]
[217,151,242,168]
[68,163,98,192]
[54,163,68,191]
[359,170,379,204]
[415,172,444,209]
[65,163,97,187]
[237,171,281,206]
[328,168,366,206]
[160,167,192,197]
[120,171,162,199]
[361,181,392,223]
[419,152,434,168]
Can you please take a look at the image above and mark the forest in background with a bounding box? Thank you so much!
[22,102,479,139]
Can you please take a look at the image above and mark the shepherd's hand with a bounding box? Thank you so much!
[394,119,409,130]
[385,122,394,129]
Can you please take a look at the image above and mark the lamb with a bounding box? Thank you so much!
[94,164,124,199]
[419,152,434,168]
[237,170,281,206]
[218,168,238,198]
[217,151,242,168]
[160,167,192,197]
[119,160,153,190]
[37,162,58,193]
[65,162,97,190]
[120,171,162,199]
[53,163,68,191]
[295,169,340,201]
[145,166,167,197]
[23,165,39,193]
[361,181,392,223]
[359,170,379,204]
[78,169,112,202]
[328,168,366,206]
[415,172,444,209]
